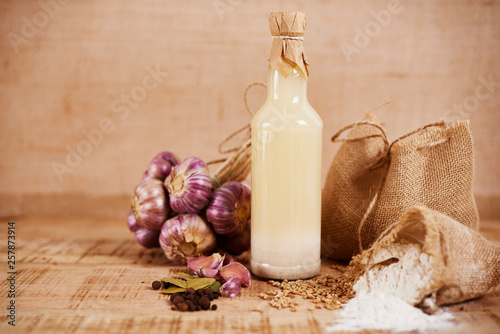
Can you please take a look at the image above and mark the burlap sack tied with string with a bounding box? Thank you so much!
[355,206,500,312]
[321,115,479,261]
[321,112,389,260]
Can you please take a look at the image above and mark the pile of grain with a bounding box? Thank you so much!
[257,262,362,311]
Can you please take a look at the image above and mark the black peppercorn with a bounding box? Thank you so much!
[170,293,179,302]
[178,303,189,312]
[168,289,218,312]
[152,280,162,290]
[172,296,185,305]
[198,296,210,310]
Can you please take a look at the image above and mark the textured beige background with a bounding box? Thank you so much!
[0,0,498,219]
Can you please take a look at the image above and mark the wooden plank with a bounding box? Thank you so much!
[2,308,499,334]
[0,217,499,333]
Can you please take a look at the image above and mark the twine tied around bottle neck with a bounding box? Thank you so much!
[273,35,304,40]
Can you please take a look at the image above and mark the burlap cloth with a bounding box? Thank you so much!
[321,114,479,261]
[356,206,500,312]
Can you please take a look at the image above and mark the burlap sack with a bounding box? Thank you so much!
[321,112,389,261]
[322,118,479,261]
[357,206,500,312]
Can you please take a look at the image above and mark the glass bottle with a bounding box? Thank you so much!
[250,12,323,280]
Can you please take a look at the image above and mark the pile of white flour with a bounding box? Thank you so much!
[327,242,455,332]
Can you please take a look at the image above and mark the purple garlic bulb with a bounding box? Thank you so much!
[134,226,161,248]
[156,151,180,166]
[132,178,170,231]
[147,151,180,181]
[127,210,160,248]
[127,209,140,232]
[159,213,216,264]
[165,157,212,213]
[206,181,250,236]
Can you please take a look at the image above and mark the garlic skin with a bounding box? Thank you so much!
[132,178,170,231]
[165,157,212,213]
[147,151,180,181]
[220,276,242,298]
[217,222,250,256]
[206,181,251,236]
[187,253,224,277]
[159,214,216,264]
[219,262,252,287]
[199,268,219,278]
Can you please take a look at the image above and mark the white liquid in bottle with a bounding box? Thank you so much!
[250,66,322,279]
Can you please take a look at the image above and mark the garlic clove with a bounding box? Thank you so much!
[165,157,212,214]
[187,253,224,276]
[222,254,237,266]
[199,267,219,278]
[219,262,252,287]
[220,276,242,298]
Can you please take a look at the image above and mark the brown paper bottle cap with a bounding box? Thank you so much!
[268,11,309,79]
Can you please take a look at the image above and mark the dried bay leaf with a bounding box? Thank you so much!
[209,281,221,293]
[162,277,187,289]
[176,272,198,280]
[160,286,186,294]
[186,278,216,290]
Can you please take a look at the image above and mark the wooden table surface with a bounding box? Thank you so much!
[0,216,499,334]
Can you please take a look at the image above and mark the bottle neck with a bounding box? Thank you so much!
[266,66,308,104]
